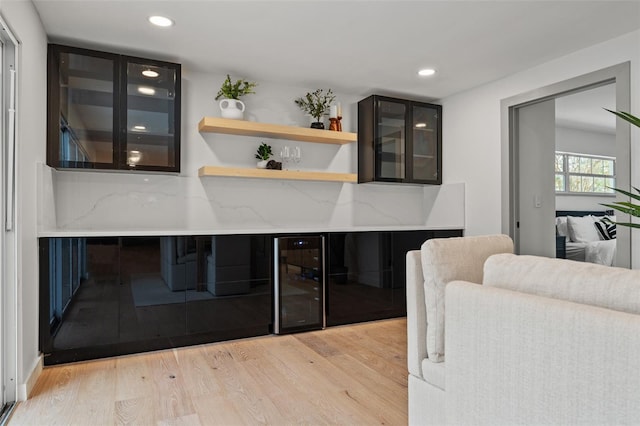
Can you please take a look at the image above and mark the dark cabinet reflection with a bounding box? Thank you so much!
[40,235,272,364]
[326,230,462,326]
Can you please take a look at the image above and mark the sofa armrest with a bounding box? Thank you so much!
[406,250,427,379]
[445,281,640,425]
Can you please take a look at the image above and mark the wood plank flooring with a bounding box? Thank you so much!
[10,318,407,425]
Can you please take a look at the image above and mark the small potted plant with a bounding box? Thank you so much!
[294,88,336,129]
[255,142,273,169]
[215,74,257,120]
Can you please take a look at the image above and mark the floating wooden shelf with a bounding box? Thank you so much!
[198,166,357,183]
[198,117,357,145]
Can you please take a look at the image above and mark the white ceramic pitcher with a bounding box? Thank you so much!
[219,99,245,120]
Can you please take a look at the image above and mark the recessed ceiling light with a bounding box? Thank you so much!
[133,125,146,131]
[142,69,159,78]
[415,123,427,128]
[418,68,436,77]
[137,86,156,96]
[148,15,173,27]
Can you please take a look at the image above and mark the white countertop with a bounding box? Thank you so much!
[38,225,463,238]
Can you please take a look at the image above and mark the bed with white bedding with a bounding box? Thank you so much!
[556,210,616,266]
[564,239,617,265]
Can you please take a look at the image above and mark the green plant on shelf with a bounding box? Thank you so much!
[294,88,335,122]
[215,74,257,100]
[255,142,273,161]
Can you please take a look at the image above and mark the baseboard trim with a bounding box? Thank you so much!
[18,355,42,401]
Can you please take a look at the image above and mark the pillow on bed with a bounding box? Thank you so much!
[595,218,617,240]
[556,216,569,238]
[567,215,600,243]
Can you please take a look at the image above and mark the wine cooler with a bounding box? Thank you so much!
[274,235,325,334]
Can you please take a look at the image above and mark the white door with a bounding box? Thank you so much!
[515,99,556,257]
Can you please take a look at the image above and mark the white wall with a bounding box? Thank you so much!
[556,126,615,157]
[0,0,48,399]
[555,125,616,211]
[441,30,640,266]
[555,194,615,212]
[41,71,464,234]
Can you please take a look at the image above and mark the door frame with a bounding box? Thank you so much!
[500,62,631,267]
[0,13,18,409]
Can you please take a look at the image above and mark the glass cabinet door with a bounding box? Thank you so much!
[358,94,442,184]
[411,104,440,183]
[48,44,181,172]
[53,49,117,168]
[124,60,180,170]
[376,100,406,181]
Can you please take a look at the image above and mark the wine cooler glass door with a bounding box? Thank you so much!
[274,236,325,334]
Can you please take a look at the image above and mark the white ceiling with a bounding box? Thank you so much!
[31,0,640,102]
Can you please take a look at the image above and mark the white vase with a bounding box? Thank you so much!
[219,99,245,120]
[256,160,269,169]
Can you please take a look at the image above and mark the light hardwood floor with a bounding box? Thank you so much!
[10,318,407,425]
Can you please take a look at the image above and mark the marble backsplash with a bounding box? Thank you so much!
[38,164,465,235]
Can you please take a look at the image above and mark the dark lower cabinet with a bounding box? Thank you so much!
[39,235,272,365]
[39,229,462,365]
[325,229,462,326]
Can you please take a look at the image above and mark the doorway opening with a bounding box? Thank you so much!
[501,62,631,268]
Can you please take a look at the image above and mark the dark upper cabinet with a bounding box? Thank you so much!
[47,44,181,172]
[358,95,442,184]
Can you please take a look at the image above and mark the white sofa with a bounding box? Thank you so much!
[407,234,640,425]
[406,234,514,424]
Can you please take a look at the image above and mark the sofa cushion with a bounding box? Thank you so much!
[484,253,640,314]
[445,280,640,425]
[422,235,513,362]
[421,358,446,390]
[406,250,428,380]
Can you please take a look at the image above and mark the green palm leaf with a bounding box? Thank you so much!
[601,203,639,217]
[610,186,640,202]
[600,110,640,229]
[612,222,640,229]
[612,201,640,211]
[601,187,640,219]
[604,109,640,128]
